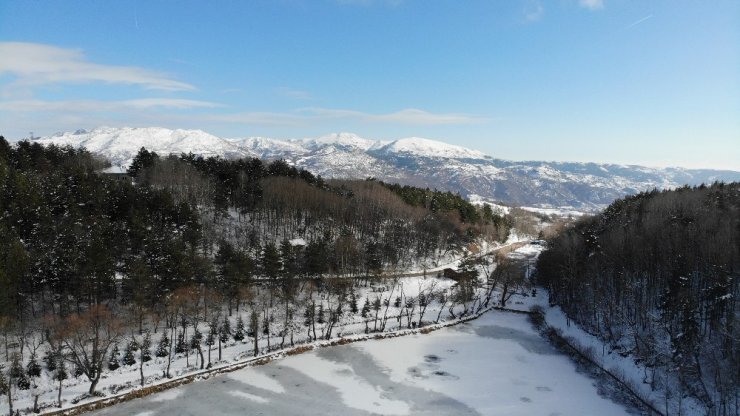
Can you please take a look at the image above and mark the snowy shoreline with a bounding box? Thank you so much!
[41,302,512,416]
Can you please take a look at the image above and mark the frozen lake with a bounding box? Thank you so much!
[91,311,630,416]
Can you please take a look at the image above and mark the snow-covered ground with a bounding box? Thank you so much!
[89,310,630,416]
[4,243,518,415]
[4,242,689,415]
[504,244,705,416]
[518,206,588,218]
[527,302,703,415]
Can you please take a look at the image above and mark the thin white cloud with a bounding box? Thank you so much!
[578,0,603,10]
[302,107,486,125]
[205,111,308,126]
[204,107,486,126]
[524,1,544,22]
[276,87,312,100]
[624,14,653,30]
[122,98,221,109]
[0,102,486,140]
[0,42,194,91]
[0,98,221,112]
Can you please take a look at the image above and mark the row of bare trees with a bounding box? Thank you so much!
[0,262,526,413]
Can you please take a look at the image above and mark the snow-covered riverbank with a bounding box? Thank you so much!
[89,310,631,416]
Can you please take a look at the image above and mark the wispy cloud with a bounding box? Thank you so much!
[0,98,221,112]
[203,107,488,127]
[0,42,194,91]
[204,111,307,126]
[624,14,653,30]
[303,108,486,124]
[524,1,544,22]
[276,87,312,100]
[204,107,486,126]
[0,99,485,139]
[578,0,604,10]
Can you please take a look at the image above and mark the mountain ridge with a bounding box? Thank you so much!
[30,126,740,211]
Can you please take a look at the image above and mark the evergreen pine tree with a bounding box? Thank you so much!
[418,293,427,308]
[262,313,270,336]
[54,357,68,383]
[190,329,202,351]
[141,332,152,362]
[220,317,231,344]
[44,349,57,372]
[26,354,41,400]
[53,356,68,407]
[122,342,137,366]
[26,355,41,378]
[0,366,7,397]
[175,331,186,354]
[10,355,30,390]
[335,301,343,319]
[303,305,313,327]
[16,373,30,390]
[9,356,23,379]
[233,315,245,341]
[350,292,359,314]
[205,328,216,348]
[108,344,121,371]
[317,304,325,324]
[261,242,282,281]
[361,298,370,318]
[155,333,170,357]
[249,309,260,357]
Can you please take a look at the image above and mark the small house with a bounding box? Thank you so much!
[100,165,132,183]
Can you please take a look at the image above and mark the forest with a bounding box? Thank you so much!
[537,183,739,415]
[0,139,510,319]
[0,138,521,413]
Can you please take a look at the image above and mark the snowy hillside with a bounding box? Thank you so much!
[373,136,488,159]
[33,127,740,210]
[35,127,254,167]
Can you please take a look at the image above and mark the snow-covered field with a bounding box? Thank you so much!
[90,310,631,416]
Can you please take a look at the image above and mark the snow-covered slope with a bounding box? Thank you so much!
[309,132,380,151]
[32,127,740,210]
[35,127,254,166]
[374,136,488,159]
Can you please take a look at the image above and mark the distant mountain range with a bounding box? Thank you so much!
[32,127,740,211]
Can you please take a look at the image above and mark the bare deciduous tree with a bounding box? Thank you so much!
[47,305,123,394]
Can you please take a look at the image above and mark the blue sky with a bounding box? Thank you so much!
[1,0,738,170]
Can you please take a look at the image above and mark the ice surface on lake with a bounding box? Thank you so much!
[91,311,630,416]
[228,390,269,403]
[227,368,286,394]
[283,354,411,414]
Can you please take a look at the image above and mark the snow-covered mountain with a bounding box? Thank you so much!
[34,127,254,166]
[32,127,740,211]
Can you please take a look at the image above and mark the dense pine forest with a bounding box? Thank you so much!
[537,183,739,415]
[0,138,509,320]
[0,137,521,413]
